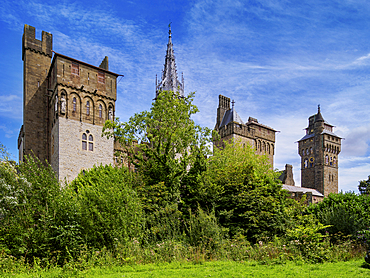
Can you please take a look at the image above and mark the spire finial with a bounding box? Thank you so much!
[318,104,321,113]
[168,22,172,37]
[232,99,235,109]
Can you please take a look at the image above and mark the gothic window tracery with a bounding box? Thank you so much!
[82,131,94,151]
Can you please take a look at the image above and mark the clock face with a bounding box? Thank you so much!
[309,157,315,163]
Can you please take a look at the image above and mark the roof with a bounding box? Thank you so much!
[321,130,342,139]
[51,52,121,77]
[219,108,244,128]
[298,133,315,142]
[282,184,324,197]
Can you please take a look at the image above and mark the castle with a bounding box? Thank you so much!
[18,24,341,197]
[214,95,276,166]
[297,106,341,197]
[18,25,120,182]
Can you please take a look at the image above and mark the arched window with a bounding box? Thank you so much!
[262,141,266,152]
[257,140,261,151]
[73,97,76,112]
[333,157,337,166]
[302,149,305,156]
[82,131,94,151]
[325,155,329,164]
[86,101,90,116]
[304,158,308,168]
[267,143,270,154]
[99,104,102,118]
[82,133,87,150]
[330,157,333,166]
[306,148,309,155]
[88,135,94,151]
[310,147,313,154]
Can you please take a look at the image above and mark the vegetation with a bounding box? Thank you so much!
[0,91,369,274]
[359,176,370,195]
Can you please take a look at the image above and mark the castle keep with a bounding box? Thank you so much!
[214,95,276,166]
[18,25,120,182]
[298,106,341,197]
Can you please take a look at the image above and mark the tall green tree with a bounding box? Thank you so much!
[359,175,370,195]
[187,139,293,241]
[103,91,215,204]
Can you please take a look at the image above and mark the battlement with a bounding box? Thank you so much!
[219,94,230,109]
[22,24,53,60]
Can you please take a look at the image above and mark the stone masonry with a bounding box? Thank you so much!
[214,95,276,166]
[298,106,341,197]
[19,25,120,182]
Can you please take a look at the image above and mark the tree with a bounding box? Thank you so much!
[186,139,293,241]
[103,91,215,204]
[359,175,370,195]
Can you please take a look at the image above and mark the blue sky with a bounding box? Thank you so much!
[0,0,369,192]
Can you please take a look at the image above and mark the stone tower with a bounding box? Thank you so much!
[214,95,276,166]
[156,26,184,98]
[298,106,341,197]
[18,25,120,182]
[19,25,53,162]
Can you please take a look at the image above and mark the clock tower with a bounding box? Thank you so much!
[298,106,341,197]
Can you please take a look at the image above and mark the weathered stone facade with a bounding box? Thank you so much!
[18,25,120,182]
[298,106,341,197]
[214,95,276,166]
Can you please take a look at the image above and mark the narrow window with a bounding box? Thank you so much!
[98,71,105,84]
[88,73,90,85]
[71,62,79,75]
[82,133,87,150]
[88,134,93,151]
[73,97,76,112]
[63,64,65,77]
[99,104,102,118]
[86,101,90,116]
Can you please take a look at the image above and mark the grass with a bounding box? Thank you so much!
[3,259,370,278]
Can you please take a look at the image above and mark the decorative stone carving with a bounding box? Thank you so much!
[60,96,66,114]
[55,95,58,112]
[108,107,113,121]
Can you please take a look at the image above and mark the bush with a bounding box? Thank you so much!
[189,140,295,241]
[69,165,144,250]
[306,192,370,240]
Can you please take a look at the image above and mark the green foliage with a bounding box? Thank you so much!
[0,142,13,162]
[0,155,61,260]
[103,91,215,206]
[190,139,294,241]
[69,165,144,249]
[185,207,225,249]
[359,175,370,195]
[306,192,370,239]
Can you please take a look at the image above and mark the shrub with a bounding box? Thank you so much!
[69,165,144,250]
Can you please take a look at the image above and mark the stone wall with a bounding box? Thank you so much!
[55,118,114,182]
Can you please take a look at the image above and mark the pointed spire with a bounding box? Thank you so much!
[315,104,324,122]
[156,25,184,98]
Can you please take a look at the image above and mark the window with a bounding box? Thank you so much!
[98,71,105,84]
[99,104,102,118]
[71,62,79,75]
[86,101,90,116]
[325,155,329,164]
[82,133,87,150]
[304,158,308,168]
[82,132,94,151]
[73,97,76,112]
